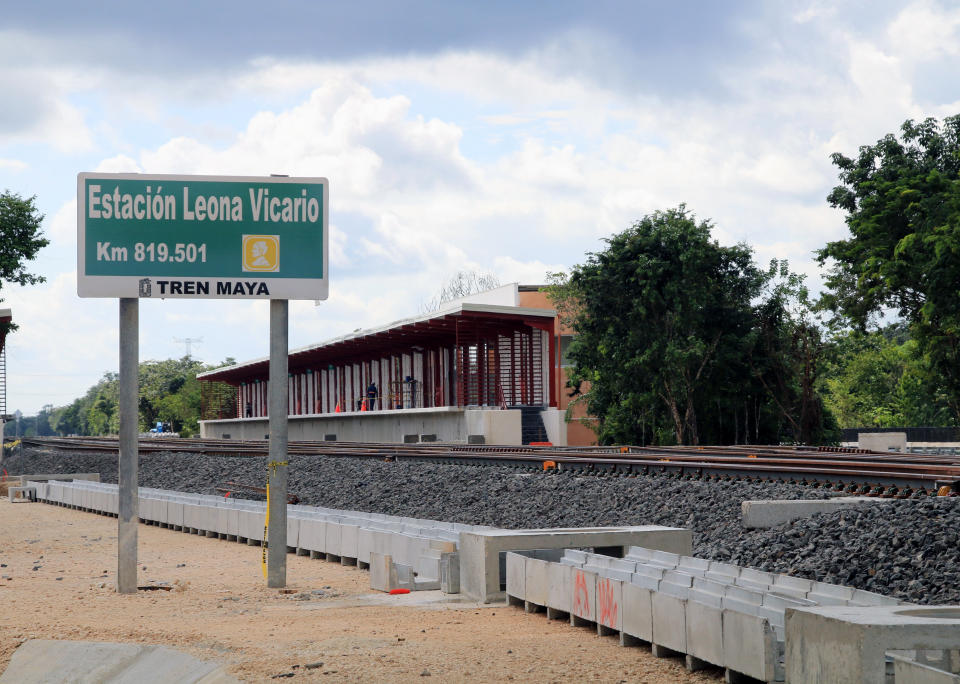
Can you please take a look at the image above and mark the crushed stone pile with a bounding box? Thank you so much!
[9,445,959,605]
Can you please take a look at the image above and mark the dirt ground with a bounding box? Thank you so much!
[0,498,721,682]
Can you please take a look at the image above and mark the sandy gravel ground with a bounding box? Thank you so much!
[0,498,720,682]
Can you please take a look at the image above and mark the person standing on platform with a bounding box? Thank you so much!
[366,381,379,410]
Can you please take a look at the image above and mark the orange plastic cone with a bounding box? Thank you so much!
[360,399,368,411]
[335,401,341,413]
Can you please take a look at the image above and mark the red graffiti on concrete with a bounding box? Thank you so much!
[597,578,618,628]
[573,569,591,618]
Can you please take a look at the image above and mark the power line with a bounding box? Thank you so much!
[173,337,203,358]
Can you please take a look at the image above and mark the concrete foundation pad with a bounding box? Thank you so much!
[18,473,101,486]
[786,605,960,684]
[742,497,897,529]
[459,525,692,603]
[0,639,237,683]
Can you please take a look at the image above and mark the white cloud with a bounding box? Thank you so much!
[887,1,960,62]
[5,5,960,413]
[47,199,77,246]
[0,158,27,171]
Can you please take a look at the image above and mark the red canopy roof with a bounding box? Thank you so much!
[198,302,555,385]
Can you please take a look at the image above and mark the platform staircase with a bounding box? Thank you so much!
[519,405,548,444]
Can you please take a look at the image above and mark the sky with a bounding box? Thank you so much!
[2,0,960,415]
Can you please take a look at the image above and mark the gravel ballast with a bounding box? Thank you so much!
[7,445,959,605]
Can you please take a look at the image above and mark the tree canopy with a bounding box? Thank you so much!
[38,357,211,438]
[0,190,49,336]
[818,115,960,420]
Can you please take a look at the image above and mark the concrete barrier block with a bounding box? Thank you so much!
[168,501,185,529]
[286,516,300,549]
[440,553,460,594]
[506,552,526,602]
[525,558,551,608]
[183,503,199,530]
[634,565,666,580]
[571,567,597,624]
[772,574,813,594]
[460,526,692,604]
[741,497,894,529]
[596,576,623,634]
[663,570,695,587]
[692,577,728,596]
[223,507,239,537]
[340,524,359,560]
[650,550,681,567]
[722,610,777,682]
[371,530,393,558]
[298,519,325,553]
[808,581,855,602]
[548,561,572,614]
[622,582,654,642]
[630,574,660,592]
[739,567,775,587]
[686,599,724,667]
[678,556,710,574]
[369,552,399,592]
[241,509,266,541]
[357,527,373,564]
[651,592,687,654]
[850,588,901,607]
[707,560,741,578]
[325,522,342,557]
[689,590,723,608]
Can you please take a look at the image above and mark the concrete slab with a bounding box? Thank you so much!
[0,639,237,683]
[622,582,654,642]
[570,567,597,626]
[722,610,778,683]
[889,653,960,684]
[686,599,724,667]
[369,552,399,592]
[595,576,623,635]
[440,552,460,594]
[525,557,550,608]
[785,605,960,684]
[547,560,572,615]
[651,591,687,654]
[505,552,526,602]
[741,496,896,529]
[459,525,692,603]
[16,473,101,486]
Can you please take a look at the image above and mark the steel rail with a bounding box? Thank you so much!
[18,436,960,494]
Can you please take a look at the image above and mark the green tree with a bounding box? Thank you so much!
[138,357,205,435]
[561,206,766,445]
[749,261,837,444]
[821,325,955,428]
[817,115,960,421]
[0,191,49,337]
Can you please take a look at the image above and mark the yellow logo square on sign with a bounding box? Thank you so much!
[242,235,279,272]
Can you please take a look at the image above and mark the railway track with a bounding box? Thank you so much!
[17,436,960,496]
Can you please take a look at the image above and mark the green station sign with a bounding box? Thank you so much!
[77,173,328,299]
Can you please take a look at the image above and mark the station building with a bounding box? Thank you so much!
[198,285,596,446]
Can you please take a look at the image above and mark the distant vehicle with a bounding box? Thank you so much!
[149,421,174,435]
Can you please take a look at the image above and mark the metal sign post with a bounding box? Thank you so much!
[117,298,139,593]
[77,173,328,592]
[267,300,289,587]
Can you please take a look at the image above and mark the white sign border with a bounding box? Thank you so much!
[77,172,329,300]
